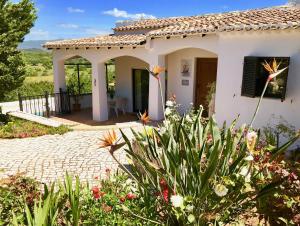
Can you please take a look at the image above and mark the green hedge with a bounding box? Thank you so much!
[3,81,54,102]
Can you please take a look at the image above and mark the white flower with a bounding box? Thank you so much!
[125,178,133,185]
[166,100,174,107]
[239,166,249,177]
[185,204,194,212]
[186,115,193,123]
[165,107,172,116]
[245,173,251,183]
[214,184,228,197]
[159,127,167,134]
[188,214,195,223]
[244,155,254,161]
[170,195,184,208]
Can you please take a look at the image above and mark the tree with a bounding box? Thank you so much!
[0,0,36,101]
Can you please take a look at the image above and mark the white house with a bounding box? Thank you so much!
[44,1,300,128]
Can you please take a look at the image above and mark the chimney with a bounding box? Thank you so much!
[287,0,300,6]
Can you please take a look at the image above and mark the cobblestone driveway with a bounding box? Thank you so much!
[0,130,132,184]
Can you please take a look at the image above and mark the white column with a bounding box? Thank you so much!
[148,55,166,120]
[92,61,108,121]
[53,59,66,93]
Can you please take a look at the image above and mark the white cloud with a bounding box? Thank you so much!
[25,29,50,40]
[85,28,111,35]
[221,5,230,10]
[103,8,156,20]
[59,24,79,29]
[67,7,85,13]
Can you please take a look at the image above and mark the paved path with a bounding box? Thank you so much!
[0,130,134,184]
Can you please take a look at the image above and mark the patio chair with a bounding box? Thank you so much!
[108,97,127,117]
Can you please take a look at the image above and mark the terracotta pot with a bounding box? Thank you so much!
[73,103,81,112]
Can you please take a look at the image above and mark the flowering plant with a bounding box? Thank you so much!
[117,103,299,224]
[99,60,299,224]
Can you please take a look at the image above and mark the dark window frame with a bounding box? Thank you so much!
[241,56,290,101]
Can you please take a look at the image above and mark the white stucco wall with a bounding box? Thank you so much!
[115,56,149,112]
[51,29,300,127]
[215,30,300,128]
[166,48,217,113]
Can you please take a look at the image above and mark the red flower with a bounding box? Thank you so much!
[162,188,169,202]
[93,192,101,199]
[254,155,260,162]
[289,172,298,181]
[159,179,168,189]
[92,186,99,194]
[105,168,111,173]
[91,186,106,199]
[119,197,126,203]
[94,176,99,180]
[126,192,136,200]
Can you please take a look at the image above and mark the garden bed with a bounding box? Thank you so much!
[0,115,70,139]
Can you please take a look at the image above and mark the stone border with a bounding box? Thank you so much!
[8,111,63,128]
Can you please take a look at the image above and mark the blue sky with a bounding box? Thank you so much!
[24,0,287,41]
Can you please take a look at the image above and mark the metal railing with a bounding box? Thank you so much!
[18,89,71,117]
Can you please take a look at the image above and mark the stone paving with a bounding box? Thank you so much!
[0,129,135,184]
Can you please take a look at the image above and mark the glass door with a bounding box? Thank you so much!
[132,69,149,113]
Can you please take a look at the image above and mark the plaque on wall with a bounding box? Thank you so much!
[181,59,192,77]
[182,79,189,86]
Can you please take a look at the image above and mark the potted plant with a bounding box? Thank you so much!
[67,81,83,112]
[107,86,115,99]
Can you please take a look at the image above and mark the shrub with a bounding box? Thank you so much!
[0,116,70,139]
[3,81,54,102]
[6,172,160,225]
[0,174,40,225]
[0,113,9,125]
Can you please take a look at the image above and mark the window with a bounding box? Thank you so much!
[241,56,290,101]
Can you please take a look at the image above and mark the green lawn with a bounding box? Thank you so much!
[0,116,71,139]
[24,75,53,83]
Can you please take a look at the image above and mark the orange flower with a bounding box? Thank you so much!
[99,130,118,148]
[149,65,165,79]
[101,203,112,212]
[139,111,150,125]
[99,130,125,154]
[262,59,280,75]
[262,59,287,82]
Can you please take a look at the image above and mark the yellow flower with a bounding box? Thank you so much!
[152,65,165,75]
[149,65,165,79]
[246,131,257,154]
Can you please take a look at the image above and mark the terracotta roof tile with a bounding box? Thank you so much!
[116,6,300,36]
[44,6,300,48]
[43,34,146,48]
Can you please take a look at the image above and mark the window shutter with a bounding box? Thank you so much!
[241,57,258,97]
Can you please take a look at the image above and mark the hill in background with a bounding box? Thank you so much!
[19,40,54,50]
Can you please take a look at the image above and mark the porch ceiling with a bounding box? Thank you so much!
[43,34,146,49]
